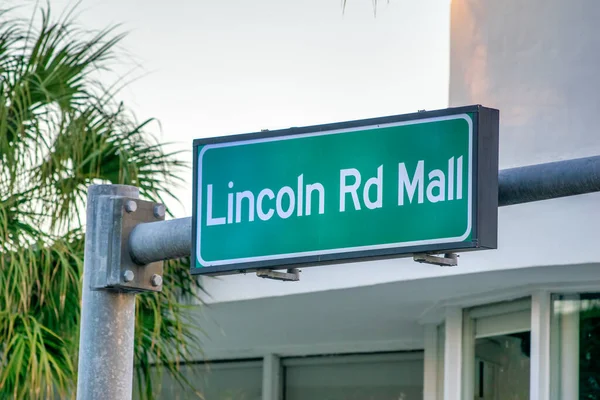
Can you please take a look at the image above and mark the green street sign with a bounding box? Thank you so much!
[192,105,499,275]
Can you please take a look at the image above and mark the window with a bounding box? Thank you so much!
[551,293,600,400]
[137,360,262,400]
[283,352,423,400]
[463,298,532,400]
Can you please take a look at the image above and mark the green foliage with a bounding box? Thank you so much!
[0,5,201,399]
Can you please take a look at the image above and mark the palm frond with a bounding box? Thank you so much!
[0,4,200,399]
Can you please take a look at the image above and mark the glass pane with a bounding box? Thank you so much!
[552,293,600,400]
[474,331,531,400]
[135,362,262,400]
[285,354,423,400]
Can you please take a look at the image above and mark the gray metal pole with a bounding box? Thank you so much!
[129,217,192,265]
[77,185,139,400]
[498,155,600,206]
[128,155,600,265]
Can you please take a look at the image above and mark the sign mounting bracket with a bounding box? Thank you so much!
[256,268,301,281]
[413,253,459,267]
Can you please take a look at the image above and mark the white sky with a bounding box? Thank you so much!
[32,0,450,216]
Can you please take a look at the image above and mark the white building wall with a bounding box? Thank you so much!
[200,0,600,304]
[450,0,600,166]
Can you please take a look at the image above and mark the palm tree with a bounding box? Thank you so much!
[0,5,201,399]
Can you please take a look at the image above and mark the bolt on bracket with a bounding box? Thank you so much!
[413,253,459,267]
[91,196,165,293]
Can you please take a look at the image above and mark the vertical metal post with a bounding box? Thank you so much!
[530,291,551,400]
[559,296,580,399]
[77,185,139,400]
[423,324,440,400]
[443,307,463,400]
[262,354,282,400]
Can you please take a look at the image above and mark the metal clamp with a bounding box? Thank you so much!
[91,196,166,292]
[413,253,459,267]
[256,268,301,281]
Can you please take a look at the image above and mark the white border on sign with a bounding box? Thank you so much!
[196,114,473,267]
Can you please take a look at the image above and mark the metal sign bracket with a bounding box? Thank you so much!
[413,253,459,267]
[91,196,166,293]
[256,268,301,281]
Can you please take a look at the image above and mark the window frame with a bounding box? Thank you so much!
[462,297,532,400]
